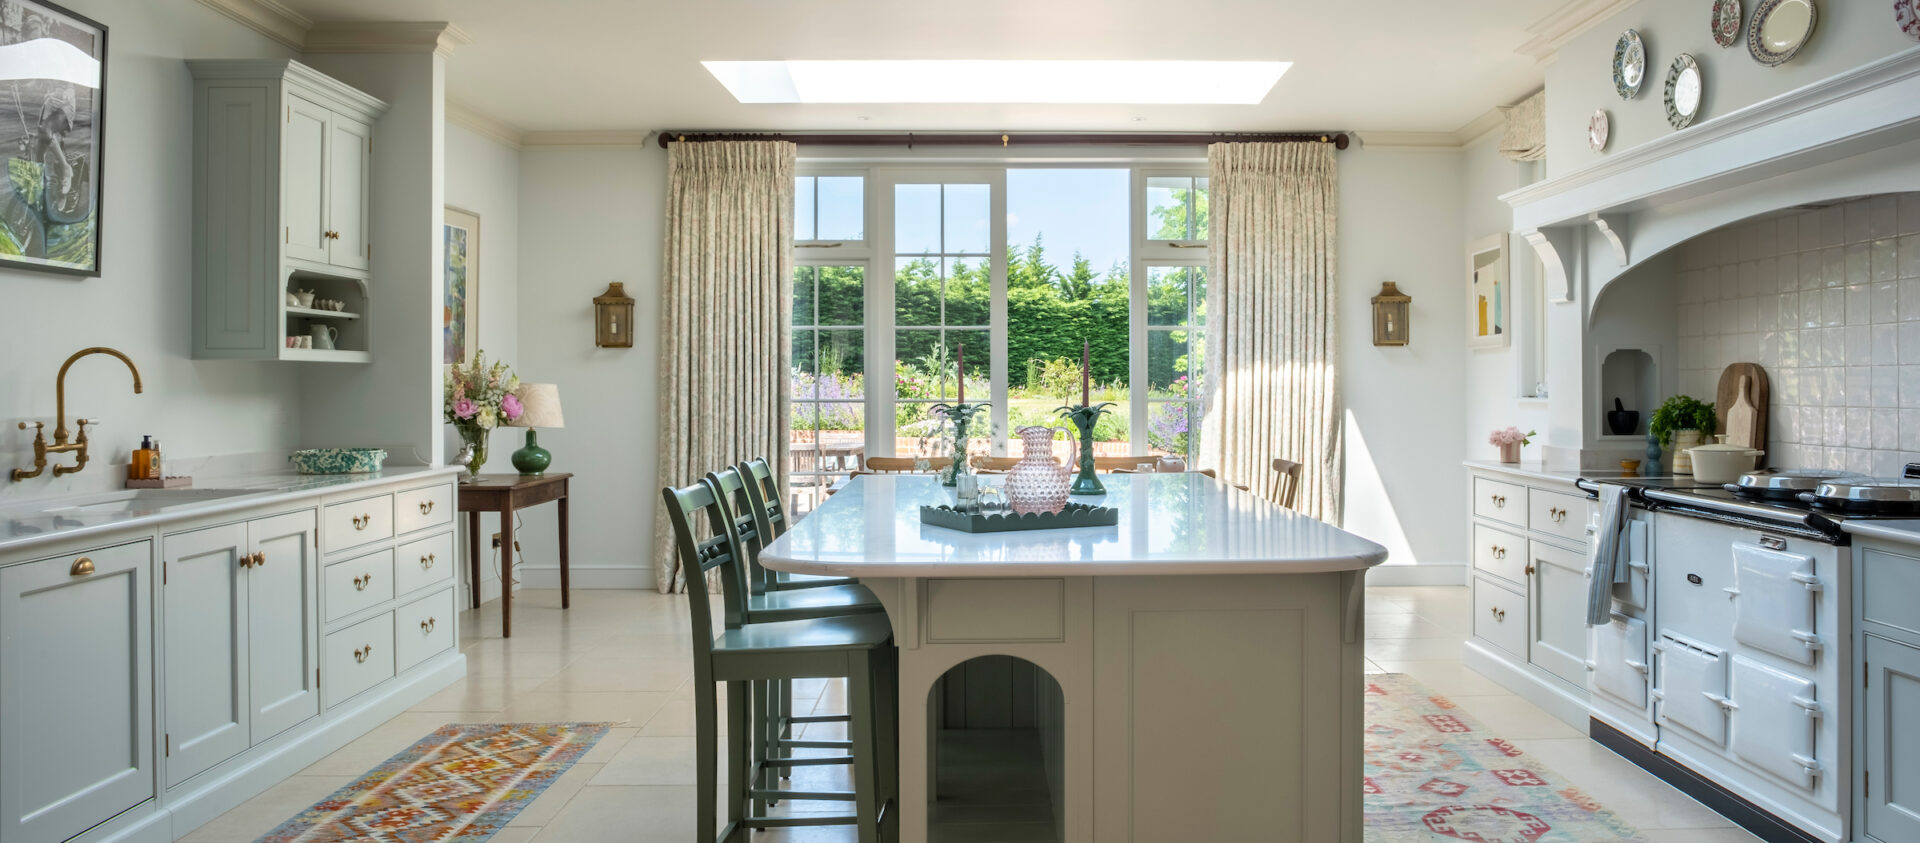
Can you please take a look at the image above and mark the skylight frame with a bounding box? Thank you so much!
[701,60,1290,105]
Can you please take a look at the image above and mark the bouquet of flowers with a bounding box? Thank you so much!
[1487,427,1536,447]
[445,350,522,472]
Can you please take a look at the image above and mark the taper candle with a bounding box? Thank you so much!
[956,343,965,404]
[1081,340,1090,406]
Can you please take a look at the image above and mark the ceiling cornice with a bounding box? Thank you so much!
[195,0,310,50]
[1356,107,1506,150]
[447,101,525,149]
[1516,0,1638,62]
[521,130,658,150]
[305,21,473,57]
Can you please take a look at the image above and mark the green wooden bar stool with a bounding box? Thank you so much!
[663,477,897,843]
[741,456,858,591]
[709,467,886,813]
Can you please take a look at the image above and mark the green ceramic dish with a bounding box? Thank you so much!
[289,448,389,474]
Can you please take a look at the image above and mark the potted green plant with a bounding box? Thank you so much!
[1648,395,1716,475]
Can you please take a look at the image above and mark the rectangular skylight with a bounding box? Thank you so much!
[701,60,1290,105]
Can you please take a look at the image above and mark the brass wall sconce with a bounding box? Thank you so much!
[593,282,635,348]
[1371,281,1411,346]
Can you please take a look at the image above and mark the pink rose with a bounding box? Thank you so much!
[501,393,524,422]
[454,398,478,420]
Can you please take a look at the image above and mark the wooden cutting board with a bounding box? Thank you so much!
[1716,363,1770,467]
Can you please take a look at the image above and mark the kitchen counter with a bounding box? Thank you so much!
[762,472,1388,578]
[0,465,458,555]
[1841,519,1920,546]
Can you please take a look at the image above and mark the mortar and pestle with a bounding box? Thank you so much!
[1607,398,1640,436]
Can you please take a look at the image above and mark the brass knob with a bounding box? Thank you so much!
[420,616,436,633]
[354,573,372,591]
[254,552,266,568]
[419,500,434,514]
[1525,565,1536,576]
[238,552,252,569]
[354,645,372,663]
[70,556,94,576]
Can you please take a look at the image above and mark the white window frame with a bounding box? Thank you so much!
[790,167,876,493]
[1132,168,1209,460]
[794,169,873,250]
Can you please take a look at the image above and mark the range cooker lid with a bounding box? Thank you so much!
[1728,469,1866,494]
[1809,478,1920,503]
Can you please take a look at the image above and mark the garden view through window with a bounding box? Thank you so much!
[788,167,1208,511]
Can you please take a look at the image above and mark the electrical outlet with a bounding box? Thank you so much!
[490,533,520,552]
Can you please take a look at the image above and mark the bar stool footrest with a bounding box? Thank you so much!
[762,755,855,767]
[749,788,856,802]
[785,714,849,724]
[742,815,858,829]
[777,738,851,749]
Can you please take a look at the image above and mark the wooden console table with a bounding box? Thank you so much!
[457,473,571,637]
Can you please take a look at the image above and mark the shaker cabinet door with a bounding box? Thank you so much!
[0,542,154,843]
[1528,540,1590,689]
[1864,635,1920,843]
[325,112,371,271]
[247,511,320,742]
[282,94,330,265]
[163,523,251,787]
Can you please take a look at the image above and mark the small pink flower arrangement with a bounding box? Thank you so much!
[1487,427,1536,447]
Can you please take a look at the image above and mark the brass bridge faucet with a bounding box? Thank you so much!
[12,347,144,481]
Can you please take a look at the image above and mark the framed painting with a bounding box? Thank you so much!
[443,206,479,365]
[1467,234,1509,349]
[0,0,106,276]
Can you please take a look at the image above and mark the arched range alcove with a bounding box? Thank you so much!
[927,655,1065,843]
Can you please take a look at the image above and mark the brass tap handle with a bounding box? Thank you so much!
[70,556,94,576]
[18,421,43,432]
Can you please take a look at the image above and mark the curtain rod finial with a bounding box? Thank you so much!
[1002,134,1009,147]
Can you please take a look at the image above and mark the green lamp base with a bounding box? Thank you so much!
[511,429,552,476]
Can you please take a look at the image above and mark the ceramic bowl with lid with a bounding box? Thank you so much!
[1687,437,1764,485]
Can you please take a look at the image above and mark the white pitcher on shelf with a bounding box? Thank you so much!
[309,324,338,351]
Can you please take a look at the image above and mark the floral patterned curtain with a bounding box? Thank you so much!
[1499,90,1547,162]
[654,140,796,592]
[1200,142,1342,522]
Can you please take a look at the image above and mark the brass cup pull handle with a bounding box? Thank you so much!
[1491,546,1506,559]
[420,616,437,634]
[421,553,435,569]
[1549,507,1567,523]
[354,645,372,663]
[70,556,94,576]
[352,514,371,530]
[1490,607,1506,622]
[419,500,434,515]
[354,573,373,591]
[1491,495,1506,508]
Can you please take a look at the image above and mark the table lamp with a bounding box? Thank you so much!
[507,383,564,475]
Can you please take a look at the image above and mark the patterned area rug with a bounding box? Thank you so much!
[257,722,611,842]
[1366,674,1646,842]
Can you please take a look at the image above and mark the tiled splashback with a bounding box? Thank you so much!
[1675,195,1920,477]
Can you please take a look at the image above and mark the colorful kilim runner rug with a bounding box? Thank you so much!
[1365,674,1647,842]
[257,722,612,842]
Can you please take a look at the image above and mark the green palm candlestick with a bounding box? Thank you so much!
[930,402,988,487]
[1058,402,1116,495]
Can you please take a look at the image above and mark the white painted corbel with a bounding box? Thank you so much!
[1590,213,1628,266]
[1522,227,1577,303]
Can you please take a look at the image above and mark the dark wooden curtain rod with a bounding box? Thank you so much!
[656,131,1350,150]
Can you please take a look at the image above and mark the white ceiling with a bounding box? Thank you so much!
[274,0,1561,135]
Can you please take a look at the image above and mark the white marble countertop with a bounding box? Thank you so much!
[761,473,1389,578]
[0,466,458,555]
[1840,519,1920,546]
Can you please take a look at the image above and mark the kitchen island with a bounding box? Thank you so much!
[761,473,1388,843]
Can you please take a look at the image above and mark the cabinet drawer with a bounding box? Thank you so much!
[324,611,393,708]
[1529,489,1588,543]
[923,578,1065,643]
[323,494,392,554]
[1472,523,1527,584]
[324,549,393,623]
[1862,545,1920,636]
[1473,576,1528,658]
[392,531,454,597]
[394,483,453,536]
[1473,477,1525,526]
[394,589,454,673]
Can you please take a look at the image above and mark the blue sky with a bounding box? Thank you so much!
[1007,169,1131,275]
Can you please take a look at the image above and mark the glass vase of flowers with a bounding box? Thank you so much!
[444,350,524,476]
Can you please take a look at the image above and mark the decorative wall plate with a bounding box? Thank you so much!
[1898,0,1920,42]
[1748,0,1817,66]
[1712,0,1744,46]
[1665,55,1704,129]
[1613,29,1648,99]
[1589,109,1611,152]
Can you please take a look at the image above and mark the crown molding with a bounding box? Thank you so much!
[195,0,311,50]
[1516,0,1637,62]
[1355,107,1506,150]
[447,101,525,149]
[521,130,657,150]
[304,21,472,57]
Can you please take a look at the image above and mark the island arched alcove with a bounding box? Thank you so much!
[923,654,1068,843]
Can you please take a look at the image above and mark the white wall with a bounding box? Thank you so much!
[512,144,667,588]
[1460,131,1553,465]
[444,123,523,599]
[1544,2,1919,181]
[1339,146,1470,582]
[0,0,297,505]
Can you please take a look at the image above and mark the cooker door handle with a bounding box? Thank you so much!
[1792,630,1823,650]
[1791,753,1822,776]
[1792,695,1822,716]
[1791,571,1823,591]
[1722,586,1740,597]
[1627,560,1650,572]
[1703,692,1737,711]
[1625,659,1649,674]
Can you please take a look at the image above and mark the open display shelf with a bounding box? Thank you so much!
[282,269,371,362]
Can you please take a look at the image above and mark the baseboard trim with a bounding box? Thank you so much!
[517,565,652,589]
[1365,564,1468,587]
[1460,638,1591,728]
[1589,719,1820,843]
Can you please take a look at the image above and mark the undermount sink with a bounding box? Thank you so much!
[34,488,258,515]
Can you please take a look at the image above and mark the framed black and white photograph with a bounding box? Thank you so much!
[0,0,104,276]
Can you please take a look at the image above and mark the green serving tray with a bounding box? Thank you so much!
[918,502,1119,533]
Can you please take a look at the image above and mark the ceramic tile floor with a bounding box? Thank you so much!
[181,585,1761,842]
